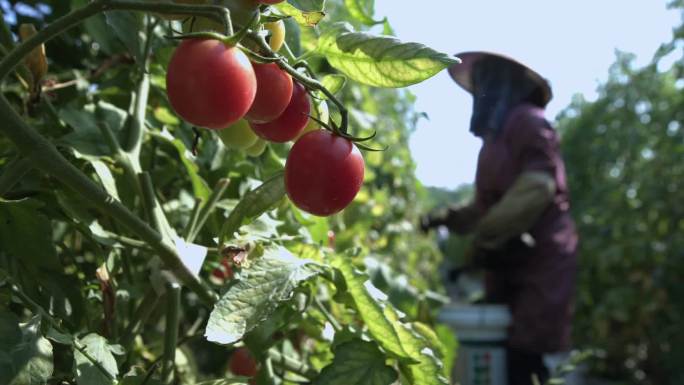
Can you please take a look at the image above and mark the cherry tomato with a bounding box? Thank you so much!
[250,82,310,142]
[210,257,234,283]
[285,130,365,216]
[229,347,258,378]
[264,20,285,52]
[245,63,293,123]
[166,39,256,129]
[245,139,267,157]
[218,119,259,150]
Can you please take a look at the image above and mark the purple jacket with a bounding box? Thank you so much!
[475,103,578,353]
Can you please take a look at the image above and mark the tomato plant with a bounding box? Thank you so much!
[285,130,365,216]
[0,1,460,385]
[264,20,285,52]
[229,347,258,378]
[245,62,293,123]
[250,81,310,142]
[166,39,256,129]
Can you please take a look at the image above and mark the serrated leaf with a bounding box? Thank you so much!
[104,11,144,64]
[383,307,448,385]
[219,173,285,243]
[205,246,320,345]
[331,256,412,360]
[0,198,60,272]
[312,339,397,385]
[318,23,459,87]
[0,315,54,385]
[344,0,380,26]
[276,2,325,26]
[320,74,347,97]
[74,333,118,385]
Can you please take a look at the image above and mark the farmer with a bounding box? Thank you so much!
[421,52,578,385]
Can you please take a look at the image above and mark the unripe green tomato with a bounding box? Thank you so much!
[218,119,259,150]
[296,100,329,139]
[264,20,286,52]
[245,139,267,157]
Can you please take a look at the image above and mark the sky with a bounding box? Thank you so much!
[373,0,682,189]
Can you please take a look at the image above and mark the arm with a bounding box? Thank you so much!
[473,170,555,250]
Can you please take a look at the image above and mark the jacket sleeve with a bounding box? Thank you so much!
[473,171,555,250]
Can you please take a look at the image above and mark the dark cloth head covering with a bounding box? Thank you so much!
[468,55,542,137]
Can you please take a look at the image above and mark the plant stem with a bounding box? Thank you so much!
[0,95,217,305]
[314,297,342,332]
[0,0,231,81]
[0,156,32,197]
[182,198,204,240]
[187,178,230,243]
[120,287,160,349]
[162,283,182,384]
[268,349,316,379]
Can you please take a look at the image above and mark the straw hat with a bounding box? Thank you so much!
[448,51,553,107]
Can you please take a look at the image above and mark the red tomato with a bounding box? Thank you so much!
[166,39,256,129]
[229,347,258,378]
[285,130,365,216]
[210,257,234,282]
[250,82,310,142]
[245,63,293,123]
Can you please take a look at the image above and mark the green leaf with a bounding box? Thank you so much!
[320,74,347,97]
[59,102,127,158]
[331,256,412,360]
[193,379,250,385]
[74,333,119,385]
[318,23,459,87]
[219,173,286,243]
[0,199,60,272]
[283,17,302,56]
[344,0,380,26]
[152,130,211,200]
[104,11,144,64]
[312,339,397,385]
[383,307,448,385]
[90,160,120,201]
[205,246,320,345]
[276,2,326,26]
[0,315,54,385]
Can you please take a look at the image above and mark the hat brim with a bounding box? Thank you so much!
[448,51,553,106]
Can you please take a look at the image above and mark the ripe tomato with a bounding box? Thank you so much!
[166,39,256,129]
[285,130,365,216]
[245,139,267,157]
[229,347,258,378]
[264,20,285,52]
[250,82,310,142]
[218,119,259,150]
[210,257,234,283]
[245,63,293,123]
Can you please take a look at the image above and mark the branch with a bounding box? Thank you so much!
[0,0,232,81]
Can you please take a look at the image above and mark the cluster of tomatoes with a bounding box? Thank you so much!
[165,2,365,217]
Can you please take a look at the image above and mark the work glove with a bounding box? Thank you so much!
[419,203,481,235]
